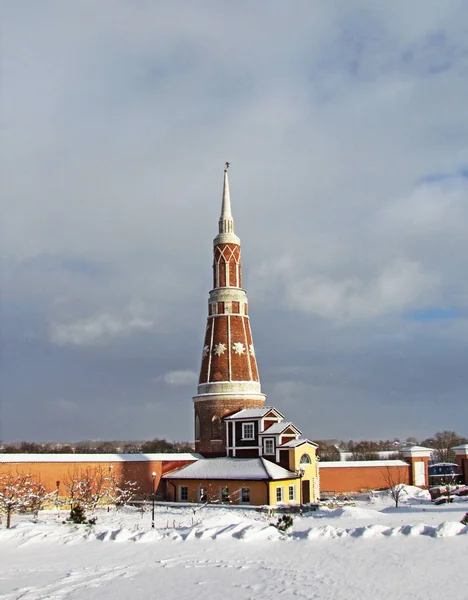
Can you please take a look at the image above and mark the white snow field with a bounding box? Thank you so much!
[1,487,467,600]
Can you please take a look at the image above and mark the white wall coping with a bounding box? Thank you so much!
[0,453,200,464]
[452,444,468,455]
[319,460,409,468]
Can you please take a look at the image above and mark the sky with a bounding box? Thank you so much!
[1,1,468,444]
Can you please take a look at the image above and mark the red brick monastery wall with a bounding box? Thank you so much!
[1,455,417,497]
[319,462,411,494]
[0,455,196,497]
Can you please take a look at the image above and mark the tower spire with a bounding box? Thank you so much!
[219,162,234,234]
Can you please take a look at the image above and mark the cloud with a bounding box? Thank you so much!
[49,313,154,346]
[2,1,468,441]
[162,370,198,387]
[54,398,79,414]
[253,258,438,321]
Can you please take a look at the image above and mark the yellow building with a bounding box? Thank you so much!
[164,441,319,507]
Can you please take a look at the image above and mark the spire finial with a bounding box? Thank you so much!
[219,162,234,234]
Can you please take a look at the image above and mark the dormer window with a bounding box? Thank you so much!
[242,422,255,440]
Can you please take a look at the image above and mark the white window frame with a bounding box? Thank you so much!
[276,486,283,504]
[240,487,250,504]
[179,486,188,502]
[263,438,275,455]
[242,422,255,440]
[288,485,295,501]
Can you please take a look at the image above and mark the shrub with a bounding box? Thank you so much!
[67,503,96,525]
[461,513,468,526]
[272,514,294,532]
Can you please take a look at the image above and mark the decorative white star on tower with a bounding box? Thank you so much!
[202,345,209,358]
[232,342,245,355]
[249,344,255,357]
[213,343,226,356]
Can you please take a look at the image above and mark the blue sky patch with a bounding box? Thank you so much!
[406,308,462,322]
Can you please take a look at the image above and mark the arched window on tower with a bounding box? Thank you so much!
[300,453,311,465]
[211,416,222,440]
[195,415,200,441]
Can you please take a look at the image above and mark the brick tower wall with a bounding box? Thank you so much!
[195,397,265,457]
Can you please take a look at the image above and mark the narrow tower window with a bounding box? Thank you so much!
[211,415,222,440]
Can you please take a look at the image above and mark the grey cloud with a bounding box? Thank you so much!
[1,1,467,442]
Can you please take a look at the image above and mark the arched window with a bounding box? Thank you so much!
[211,416,222,440]
[300,453,311,465]
[195,415,200,441]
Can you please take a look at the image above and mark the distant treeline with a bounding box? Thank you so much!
[315,431,467,464]
[2,431,466,464]
[0,438,195,454]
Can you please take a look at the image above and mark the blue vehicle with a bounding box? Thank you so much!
[428,463,462,486]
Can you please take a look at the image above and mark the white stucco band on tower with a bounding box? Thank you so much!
[195,382,264,396]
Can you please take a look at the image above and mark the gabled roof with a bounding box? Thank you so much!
[162,457,297,481]
[260,421,302,436]
[224,407,284,421]
[279,437,318,449]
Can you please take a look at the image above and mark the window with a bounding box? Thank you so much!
[195,415,200,441]
[276,487,283,503]
[240,487,250,504]
[221,487,230,503]
[242,422,255,440]
[263,438,274,455]
[179,486,188,502]
[289,485,295,501]
[300,453,311,465]
[211,416,222,439]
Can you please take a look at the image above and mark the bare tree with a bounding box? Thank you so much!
[0,472,50,528]
[63,467,139,512]
[106,471,139,507]
[420,431,467,463]
[349,441,380,461]
[314,441,341,462]
[28,482,57,518]
[382,466,409,508]
[63,467,111,511]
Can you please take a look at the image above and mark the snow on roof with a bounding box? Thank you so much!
[452,444,468,450]
[0,453,200,464]
[162,457,297,481]
[400,445,434,453]
[224,407,283,420]
[260,421,301,436]
[280,438,318,448]
[319,460,409,468]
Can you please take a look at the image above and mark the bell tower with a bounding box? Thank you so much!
[193,164,266,456]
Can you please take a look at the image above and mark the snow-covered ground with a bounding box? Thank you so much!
[1,486,467,600]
